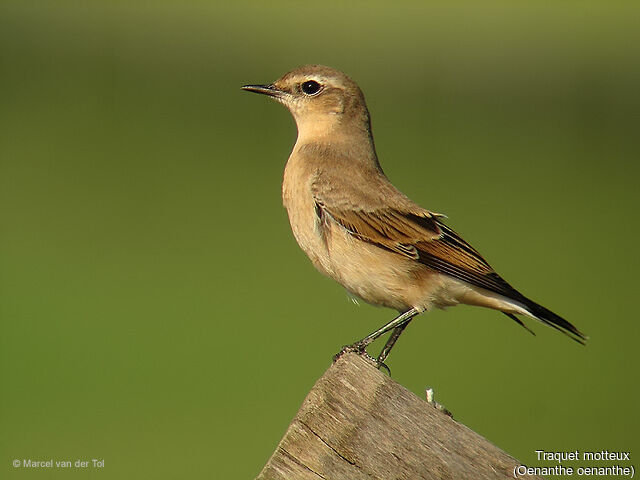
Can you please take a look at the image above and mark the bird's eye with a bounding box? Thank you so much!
[301,80,322,96]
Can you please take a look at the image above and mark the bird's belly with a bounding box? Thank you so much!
[323,224,447,312]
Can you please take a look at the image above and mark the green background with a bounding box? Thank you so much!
[1,1,638,478]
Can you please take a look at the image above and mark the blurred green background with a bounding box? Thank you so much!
[1,1,638,478]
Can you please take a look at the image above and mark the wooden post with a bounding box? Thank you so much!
[256,353,542,480]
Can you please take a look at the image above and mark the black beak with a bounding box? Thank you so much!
[241,84,282,97]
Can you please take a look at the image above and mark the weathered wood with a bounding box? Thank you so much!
[256,353,542,480]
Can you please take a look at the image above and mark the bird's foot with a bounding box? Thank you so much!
[333,342,376,364]
[425,387,453,418]
[333,343,392,374]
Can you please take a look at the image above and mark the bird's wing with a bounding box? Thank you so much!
[311,171,519,300]
[315,204,442,259]
[416,221,519,297]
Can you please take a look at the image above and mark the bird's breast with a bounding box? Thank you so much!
[282,159,335,278]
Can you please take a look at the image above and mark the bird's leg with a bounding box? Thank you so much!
[355,308,419,348]
[335,308,420,364]
[376,320,413,366]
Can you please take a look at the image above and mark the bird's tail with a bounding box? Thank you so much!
[505,296,587,345]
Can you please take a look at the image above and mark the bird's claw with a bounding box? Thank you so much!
[334,343,392,374]
[376,359,392,376]
[333,342,375,364]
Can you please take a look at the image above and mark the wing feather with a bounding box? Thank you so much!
[310,165,520,299]
[315,199,525,301]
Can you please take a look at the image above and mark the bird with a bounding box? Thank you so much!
[242,64,587,367]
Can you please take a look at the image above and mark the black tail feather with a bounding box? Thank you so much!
[509,297,588,345]
[503,312,536,336]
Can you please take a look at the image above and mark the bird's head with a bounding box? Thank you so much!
[242,65,372,143]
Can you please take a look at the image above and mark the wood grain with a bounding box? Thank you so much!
[256,353,542,480]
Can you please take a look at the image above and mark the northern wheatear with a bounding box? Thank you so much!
[242,65,586,366]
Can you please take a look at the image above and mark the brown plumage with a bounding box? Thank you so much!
[243,65,587,364]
